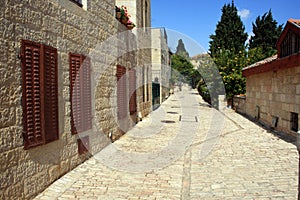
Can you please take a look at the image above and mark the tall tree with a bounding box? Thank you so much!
[208,1,248,99]
[171,54,195,85]
[209,2,248,57]
[175,39,189,58]
[249,10,283,57]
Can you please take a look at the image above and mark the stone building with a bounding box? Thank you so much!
[0,0,151,199]
[242,19,300,136]
[151,27,171,108]
[116,0,152,118]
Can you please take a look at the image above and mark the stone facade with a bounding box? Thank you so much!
[0,0,151,199]
[151,28,171,106]
[244,63,300,135]
[243,19,300,136]
[116,0,152,118]
[233,95,246,114]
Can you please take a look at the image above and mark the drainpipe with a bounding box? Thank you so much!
[297,131,300,200]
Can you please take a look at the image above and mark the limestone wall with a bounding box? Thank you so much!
[0,0,144,199]
[245,66,300,135]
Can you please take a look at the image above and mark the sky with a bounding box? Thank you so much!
[151,0,300,56]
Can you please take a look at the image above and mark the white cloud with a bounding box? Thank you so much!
[238,9,250,19]
[246,32,254,45]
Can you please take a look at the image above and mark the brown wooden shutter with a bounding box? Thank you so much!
[70,54,82,134]
[116,65,127,119]
[82,56,92,131]
[129,68,137,115]
[69,54,92,134]
[43,45,59,142]
[146,67,150,102]
[21,40,59,149]
[22,40,45,149]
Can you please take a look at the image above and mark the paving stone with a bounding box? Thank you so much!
[34,87,298,199]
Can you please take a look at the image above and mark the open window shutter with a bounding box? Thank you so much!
[69,54,82,134]
[116,65,127,119]
[43,45,59,142]
[81,56,92,131]
[21,40,45,149]
[129,68,137,115]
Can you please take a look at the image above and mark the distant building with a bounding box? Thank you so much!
[151,28,171,108]
[242,19,300,136]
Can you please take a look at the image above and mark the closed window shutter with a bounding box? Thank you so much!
[22,41,45,148]
[70,54,82,134]
[129,68,137,115]
[21,40,59,149]
[43,45,59,142]
[82,56,92,131]
[69,54,92,134]
[116,65,127,119]
[146,67,150,102]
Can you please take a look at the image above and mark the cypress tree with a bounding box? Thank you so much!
[208,1,248,99]
[209,1,248,57]
[249,10,283,56]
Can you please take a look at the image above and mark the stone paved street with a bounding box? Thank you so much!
[34,87,298,199]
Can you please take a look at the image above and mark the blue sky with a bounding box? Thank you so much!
[151,0,300,56]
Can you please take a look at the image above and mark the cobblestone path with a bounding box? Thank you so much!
[35,88,298,200]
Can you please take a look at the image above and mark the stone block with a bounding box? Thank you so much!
[3,181,25,200]
[296,85,300,95]
[0,107,16,128]
[60,159,70,175]
[0,149,19,173]
[24,171,49,199]
[0,165,16,189]
[48,165,60,183]
[42,15,63,36]
[0,126,23,153]
[282,103,290,112]
[63,24,83,44]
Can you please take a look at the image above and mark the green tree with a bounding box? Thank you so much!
[170,54,195,85]
[209,2,248,57]
[249,10,283,57]
[208,1,248,99]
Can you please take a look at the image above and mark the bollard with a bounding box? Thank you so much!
[297,131,300,200]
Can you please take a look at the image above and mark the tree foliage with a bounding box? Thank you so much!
[209,2,248,58]
[170,54,199,88]
[208,2,248,99]
[249,10,283,56]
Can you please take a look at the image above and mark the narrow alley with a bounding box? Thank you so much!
[34,87,298,199]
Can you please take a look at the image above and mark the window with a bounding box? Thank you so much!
[69,0,83,7]
[116,65,127,119]
[69,53,92,134]
[21,40,59,149]
[145,1,148,27]
[129,69,137,115]
[142,67,146,102]
[280,31,300,58]
[291,112,298,132]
